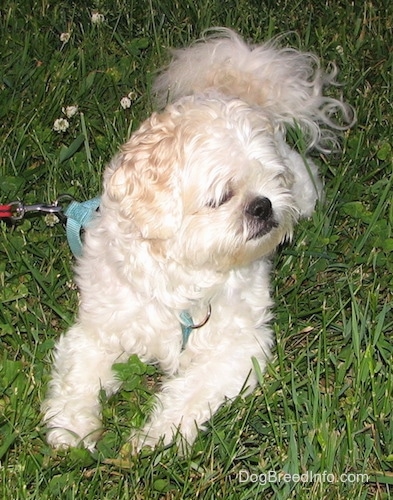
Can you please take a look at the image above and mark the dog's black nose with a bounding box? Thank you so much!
[246,197,272,220]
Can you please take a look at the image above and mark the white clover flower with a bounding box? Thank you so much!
[44,213,60,227]
[62,105,78,118]
[53,118,70,133]
[60,32,71,43]
[120,96,132,109]
[91,12,105,24]
[66,279,78,290]
[336,45,344,56]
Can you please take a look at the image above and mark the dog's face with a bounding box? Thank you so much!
[104,97,300,272]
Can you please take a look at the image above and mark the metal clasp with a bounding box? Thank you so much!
[7,195,75,222]
[9,201,63,221]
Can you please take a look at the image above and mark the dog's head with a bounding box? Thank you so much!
[104,96,319,271]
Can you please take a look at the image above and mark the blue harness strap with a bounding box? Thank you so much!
[180,310,195,347]
[180,304,211,348]
[64,197,101,257]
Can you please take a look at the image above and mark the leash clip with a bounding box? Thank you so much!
[1,194,99,258]
[5,200,65,222]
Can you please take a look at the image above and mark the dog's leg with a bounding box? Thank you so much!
[131,336,270,452]
[42,324,122,450]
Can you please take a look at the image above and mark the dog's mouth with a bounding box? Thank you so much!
[246,217,279,241]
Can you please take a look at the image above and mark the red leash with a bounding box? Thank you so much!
[0,204,14,218]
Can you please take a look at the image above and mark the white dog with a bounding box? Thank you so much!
[42,29,353,452]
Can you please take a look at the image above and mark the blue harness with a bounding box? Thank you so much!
[65,198,211,347]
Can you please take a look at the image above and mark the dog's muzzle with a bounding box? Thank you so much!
[245,196,278,240]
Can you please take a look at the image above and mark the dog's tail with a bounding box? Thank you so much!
[153,28,354,151]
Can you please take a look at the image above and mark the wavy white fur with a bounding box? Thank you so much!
[154,28,354,151]
[42,28,353,452]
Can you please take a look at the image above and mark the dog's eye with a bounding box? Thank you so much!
[206,188,234,208]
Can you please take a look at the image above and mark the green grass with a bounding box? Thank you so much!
[1,0,392,498]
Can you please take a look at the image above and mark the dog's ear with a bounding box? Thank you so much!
[278,140,323,218]
[104,112,183,239]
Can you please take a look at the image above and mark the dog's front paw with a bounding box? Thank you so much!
[46,427,95,451]
[45,425,101,451]
[42,399,103,451]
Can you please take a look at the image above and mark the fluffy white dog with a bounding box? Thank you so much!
[42,29,353,452]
